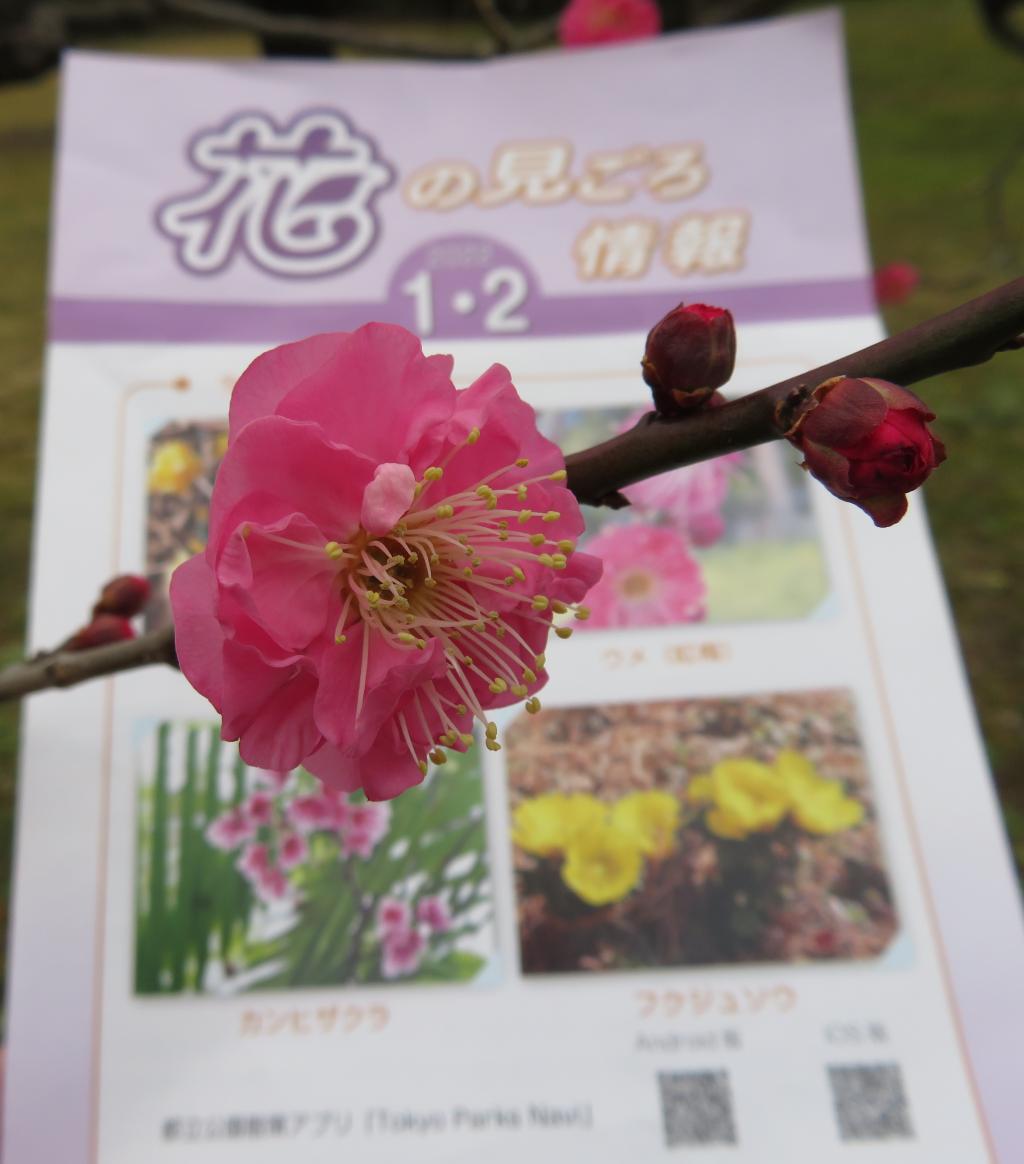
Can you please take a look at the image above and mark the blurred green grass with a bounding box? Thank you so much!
[0,0,1022,999]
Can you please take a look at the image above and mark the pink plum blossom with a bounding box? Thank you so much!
[205,807,255,851]
[339,800,391,859]
[619,410,743,546]
[277,831,309,870]
[558,0,661,47]
[376,896,412,934]
[170,324,600,801]
[416,895,452,934]
[381,926,427,979]
[581,524,706,629]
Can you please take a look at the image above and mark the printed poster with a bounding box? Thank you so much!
[6,10,1024,1162]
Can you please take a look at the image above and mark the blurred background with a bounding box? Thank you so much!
[0,0,1021,1006]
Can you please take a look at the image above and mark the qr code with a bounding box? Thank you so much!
[657,1070,737,1148]
[828,1063,913,1141]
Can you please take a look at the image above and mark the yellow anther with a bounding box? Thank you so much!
[466,427,481,445]
[488,678,508,694]
[440,731,457,747]
[522,667,538,684]
[429,748,447,765]
[538,553,555,567]
[460,732,474,746]
[462,655,474,666]
[413,482,423,497]
[424,577,438,589]
[555,626,573,639]
[472,556,482,567]
[552,554,567,570]
[542,510,560,523]
[456,703,468,716]
[551,600,568,614]
[436,504,455,519]
[516,484,528,501]
[388,554,406,567]
[557,540,575,554]
[485,738,502,752]
[334,633,347,644]
[531,595,549,611]
[534,653,546,668]
[366,591,381,606]
[324,540,344,559]
[525,697,542,715]
[397,632,417,645]
[240,523,251,538]
[430,553,441,565]
[517,509,534,523]
[472,620,486,632]
[548,469,567,481]
[498,530,510,541]
[515,457,529,468]
[511,683,528,697]
[529,533,546,546]
[496,626,506,638]
[418,760,428,775]
[486,610,500,619]
[463,566,474,577]
[511,566,526,582]
[574,606,591,621]
[485,722,498,740]
[424,466,443,481]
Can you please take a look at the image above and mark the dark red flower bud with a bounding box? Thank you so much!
[63,614,136,652]
[641,303,736,417]
[93,574,152,618]
[789,376,946,527]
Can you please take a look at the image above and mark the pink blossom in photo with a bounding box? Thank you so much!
[376,896,412,934]
[582,524,707,629]
[236,842,270,879]
[346,801,391,844]
[205,807,255,851]
[277,831,309,870]
[252,862,290,903]
[245,791,274,826]
[559,0,661,47]
[287,793,341,833]
[416,895,452,934]
[381,926,427,979]
[170,324,600,802]
[619,410,743,546]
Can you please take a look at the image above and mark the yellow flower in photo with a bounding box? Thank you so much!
[611,790,680,859]
[698,759,790,840]
[562,823,643,906]
[775,750,865,835]
[686,774,714,803]
[512,793,607,857]
[149,440,203,494]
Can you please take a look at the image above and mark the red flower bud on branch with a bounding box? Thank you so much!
[93,574,152,619]
[641,303,736,417]
[63,614,136,652]
[788,376,946,527]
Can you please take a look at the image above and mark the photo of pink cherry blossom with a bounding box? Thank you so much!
[537,406,831,627]
[134,721,495,994]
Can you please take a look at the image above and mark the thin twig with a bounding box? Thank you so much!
[0,627,177,702]
[159,0,500,60]
[1,277,1022,702]
[467,0,558,52]
[565,276,1024,505]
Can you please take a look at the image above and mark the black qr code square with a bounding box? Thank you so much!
[657,1070,737,1148]
[828,1063,914,1142]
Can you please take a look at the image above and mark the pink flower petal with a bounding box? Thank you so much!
[169,555,225,710]
[360,462,417,536]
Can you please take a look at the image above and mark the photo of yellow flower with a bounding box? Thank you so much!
[507,690,896,974]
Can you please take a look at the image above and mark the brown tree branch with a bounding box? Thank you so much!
[0,627,177,703]
[565,276,1024,505]
[0,277,1021,703]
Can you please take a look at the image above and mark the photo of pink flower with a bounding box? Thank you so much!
[538,405,830,628]
[582,524,706,628]
[136,722,496,994]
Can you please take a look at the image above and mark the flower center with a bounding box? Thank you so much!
[321,430,590,774]
[618,569,655,600]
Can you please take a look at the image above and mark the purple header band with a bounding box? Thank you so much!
[49,277,873,343]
